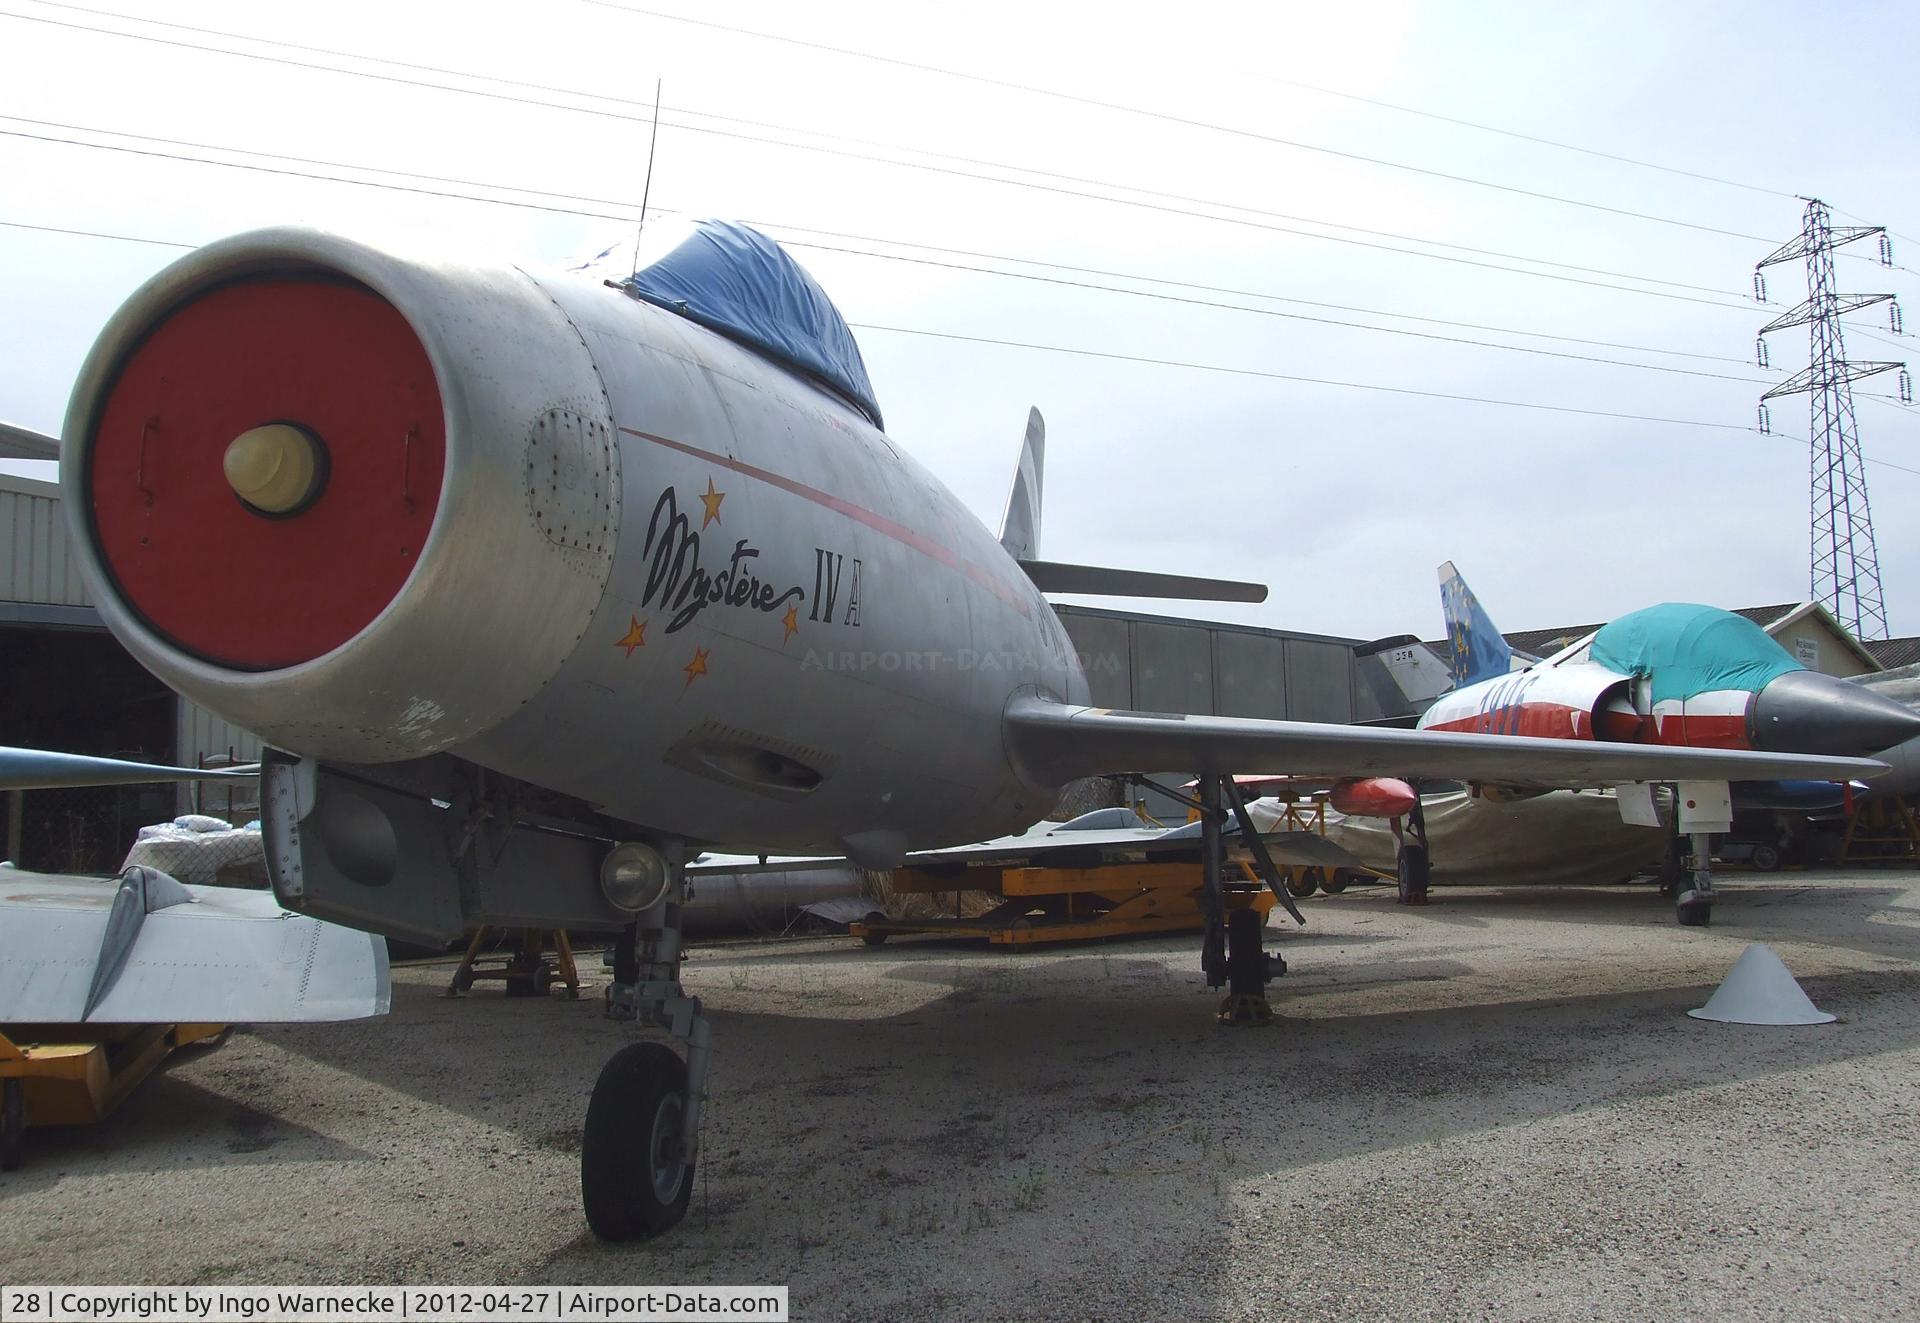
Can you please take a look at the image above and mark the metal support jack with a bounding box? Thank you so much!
[444,927,582,999]
[1205,776,1299,1026]
[580,864,712,1240]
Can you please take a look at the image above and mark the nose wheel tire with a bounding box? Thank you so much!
[581,1042,694,1240]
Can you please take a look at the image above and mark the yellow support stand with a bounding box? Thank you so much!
[445,928,583,998]
[850,861,1277,946]
[1840,796,1920,867]
[0,1023,227,1171]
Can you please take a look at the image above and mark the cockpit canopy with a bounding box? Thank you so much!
[617,218,883,429]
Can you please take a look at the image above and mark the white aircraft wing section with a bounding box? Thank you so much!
[1005,697,1888,790]
[898,823,1372,873]
[0,867,388,1023]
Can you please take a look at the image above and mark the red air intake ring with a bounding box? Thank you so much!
[87,276,445,670]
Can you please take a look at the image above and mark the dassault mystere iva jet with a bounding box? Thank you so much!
[2,219,1903,1239]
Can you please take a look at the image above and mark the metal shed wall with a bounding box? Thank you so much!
[1055,605,1368,725]
[0,473,89,607]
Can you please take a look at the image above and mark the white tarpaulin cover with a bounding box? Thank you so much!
[1317,789,1667,886]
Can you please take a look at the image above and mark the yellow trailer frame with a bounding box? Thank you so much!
[850,860,1277,946]
[0,1022,226,1170]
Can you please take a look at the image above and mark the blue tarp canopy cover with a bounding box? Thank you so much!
[1590,603,1801,703]
[624,219,882,428]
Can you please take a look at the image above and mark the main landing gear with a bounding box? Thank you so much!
[1658,791,1721,927]
[1675,831,1715,927]
[1196,775,1302,1026]
[582,861,711,1240]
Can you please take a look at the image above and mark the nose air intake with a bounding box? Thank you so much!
[85,276,445,669]
[1752,669,1920,755]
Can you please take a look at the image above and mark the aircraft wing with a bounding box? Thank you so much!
[0,867,388,1023]
[897,824,1372,874]
[1005,697,1888,789]
[0,746,257,791]
[0,420,60,461]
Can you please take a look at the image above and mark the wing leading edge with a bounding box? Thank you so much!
[0,746,257,791]
[1004,696,1887,790]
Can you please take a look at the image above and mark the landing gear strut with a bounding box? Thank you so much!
[1201,776,1299,1025]
[1395,792,1431,906]
[582,863,711,1240]
[1675,830,1715,927]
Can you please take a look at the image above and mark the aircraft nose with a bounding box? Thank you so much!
[1752,669,1920,755]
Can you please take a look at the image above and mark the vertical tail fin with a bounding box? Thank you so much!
[999,407,1045,561]
[1438,561,1512,687]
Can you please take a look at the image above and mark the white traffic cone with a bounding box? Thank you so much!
[1688,943,1835,1026]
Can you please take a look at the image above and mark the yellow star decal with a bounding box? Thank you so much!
[682,647,710,688]
[699,477,725,529]
[781,603,799,644]
[615,615,648,657]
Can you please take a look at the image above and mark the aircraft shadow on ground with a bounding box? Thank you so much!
[5,1068,372,1186]
[517,960,1920,1284]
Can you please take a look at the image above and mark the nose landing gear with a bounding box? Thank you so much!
[581,867,712,1240]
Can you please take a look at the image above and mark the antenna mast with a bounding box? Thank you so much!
[631,79,663,279]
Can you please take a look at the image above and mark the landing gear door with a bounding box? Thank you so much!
[262,751,466,944]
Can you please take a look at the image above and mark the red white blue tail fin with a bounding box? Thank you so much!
[1438,561,1513,688]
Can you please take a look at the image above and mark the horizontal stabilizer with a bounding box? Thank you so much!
[0,745,257,791]
[0,420,60,461]
[1019,559,1268,603]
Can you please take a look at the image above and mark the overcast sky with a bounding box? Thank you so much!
[3,0,1916,643]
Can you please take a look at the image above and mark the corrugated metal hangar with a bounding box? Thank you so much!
[2,470,259,870]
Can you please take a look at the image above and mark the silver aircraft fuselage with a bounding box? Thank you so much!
[62,229,1087,859]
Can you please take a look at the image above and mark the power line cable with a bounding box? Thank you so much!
[8,212,1914,478]
[569,0,1779,244]
[851,322,1920,476]
[1242,71,1797,200]
[748,219,1761,361]
[0,217,190,247]
[0,120,1770,384]
[0,105,1766,370]
[13,1,1738,297]
[0,6,1756,305]
[783,239,1775,384]
[0,110,1764,321]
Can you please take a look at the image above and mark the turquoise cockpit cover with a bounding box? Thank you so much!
[1589,604,1801,703]
[625,219,882,428]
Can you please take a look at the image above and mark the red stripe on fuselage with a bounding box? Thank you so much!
[1424,701,1592,741]
[621,427,1031,616]
[1426,703,1752,749]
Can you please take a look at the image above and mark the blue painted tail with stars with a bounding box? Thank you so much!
[1438,561,1512,688]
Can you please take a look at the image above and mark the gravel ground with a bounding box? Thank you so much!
[3,870,1917,1321]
